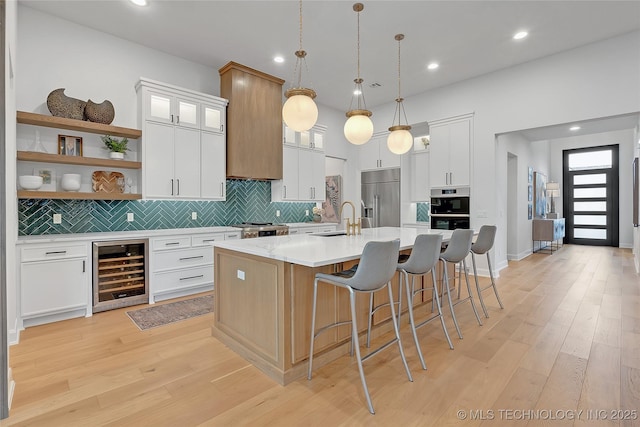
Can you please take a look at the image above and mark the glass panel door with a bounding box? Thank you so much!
[563,145,619,246]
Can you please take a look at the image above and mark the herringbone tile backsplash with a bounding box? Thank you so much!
[417,203,430,222]
[19,180,315,235]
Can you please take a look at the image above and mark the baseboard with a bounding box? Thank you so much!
[507,248,532,262]
[619,242,633,249]
[8,318,20,346]
[7,367,15,409]
[635,255,640,274]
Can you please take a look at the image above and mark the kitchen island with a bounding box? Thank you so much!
[212,227,454,385]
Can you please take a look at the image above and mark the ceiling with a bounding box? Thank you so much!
[20,0,640,113]
[514,113,640,142]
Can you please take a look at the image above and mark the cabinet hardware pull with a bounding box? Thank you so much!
[283,185,287,198]
[171,179,174,195]
[176,115,180,124]
[171,114,174,123]
[165,242,180,246]
[450,172,453,184]
[202,239,217,243]
[179,255,204,261]
[221,124,224,132]
[180,274,204,281]
[45,250,66,255]
[177,179,180,195]
[220,182,224,197]
[82,260,86,273]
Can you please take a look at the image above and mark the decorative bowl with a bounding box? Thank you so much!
[61,173,81,191]
[19,175,43,190]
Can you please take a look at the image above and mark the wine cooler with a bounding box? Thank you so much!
[93,239,149,313]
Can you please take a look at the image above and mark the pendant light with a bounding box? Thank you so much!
[387,34,412,155]
[344,3,373,146]
[282,0,318,132]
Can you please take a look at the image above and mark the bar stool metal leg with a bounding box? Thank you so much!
[432,269,454,350]
[349,288,375,414]
[307,278,319,380]
[486,252,504,308]
[462,258,483,325]
[471,252,490,318]
[441,259,463,339]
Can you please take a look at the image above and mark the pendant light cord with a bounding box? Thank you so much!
[357,8,361,80]
[299,0,303,52]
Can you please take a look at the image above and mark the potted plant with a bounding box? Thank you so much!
[101,135,129,159]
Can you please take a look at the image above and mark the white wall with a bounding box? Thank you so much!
[548,129,635,248]
[371,30,640,270]
[635,120,640,272]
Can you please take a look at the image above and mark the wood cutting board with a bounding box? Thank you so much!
[92,171,125,193]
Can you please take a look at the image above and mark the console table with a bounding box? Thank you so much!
[532,218,565,254]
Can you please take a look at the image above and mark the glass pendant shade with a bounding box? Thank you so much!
[283,93,318,132]
[387,127,413,154]
[344,113,373,145]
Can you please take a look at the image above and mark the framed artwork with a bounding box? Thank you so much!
[322,175,342,223]
[58,135,83,156]
[533,171,547,218]
[528,184,533,202]
[528,203,533,220]
[528,166,533,184]
[34,168,56,191]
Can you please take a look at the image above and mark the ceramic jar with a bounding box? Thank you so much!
[60,173,81,191]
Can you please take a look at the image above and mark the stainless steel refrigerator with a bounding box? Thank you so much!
[361,168,400,228]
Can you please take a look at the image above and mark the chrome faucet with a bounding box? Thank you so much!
[339,201,361,235]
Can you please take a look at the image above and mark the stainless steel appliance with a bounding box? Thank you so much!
[361,168,400,228]
[430,187,471,230]
[232,222,289,239]
[92,239,149,313]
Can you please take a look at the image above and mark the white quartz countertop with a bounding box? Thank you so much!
[17,226,240,245]
[214,227,454,268]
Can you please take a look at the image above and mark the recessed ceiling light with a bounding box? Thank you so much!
[513,31,528,40]
[570,126,581,131]
[273,56,284,63]
[427,62,439,70]
[130,0,147,6]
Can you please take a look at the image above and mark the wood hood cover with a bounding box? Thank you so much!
[219,61,285,180]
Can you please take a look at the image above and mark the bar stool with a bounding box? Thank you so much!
[439,229,483,339]
[398,233,454,370]
[307,239,412,415]
[470,225,504,318]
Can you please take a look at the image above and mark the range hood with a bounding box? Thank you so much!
[219,62,285,180]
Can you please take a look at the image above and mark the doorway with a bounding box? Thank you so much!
[507,153,518,259]
[563,144,619,246]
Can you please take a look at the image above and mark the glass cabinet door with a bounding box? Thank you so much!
[176,98,199,129]
[147,91,173,124]
[202,104,223,133]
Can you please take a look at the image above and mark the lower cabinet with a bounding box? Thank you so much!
[288,224,338,235]
[150,231,239,302]
[20,242,90,327]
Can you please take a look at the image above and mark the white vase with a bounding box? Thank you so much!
[60,174,81,191]
[109,152,124,160]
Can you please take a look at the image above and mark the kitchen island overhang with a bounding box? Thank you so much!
[212,227,455,385]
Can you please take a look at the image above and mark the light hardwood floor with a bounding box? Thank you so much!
[3,244,639,426]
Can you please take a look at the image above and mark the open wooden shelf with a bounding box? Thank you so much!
[17,151,142,170]
[17,111,142,139]
[17,190,142,200]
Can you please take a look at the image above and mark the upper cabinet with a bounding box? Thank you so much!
[219,62,285,180]
[428,113,473,188]
[136,78,228,200]
[359,134,402,171]
[272,124,326,202]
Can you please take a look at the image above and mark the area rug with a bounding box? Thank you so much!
[126,294,213,330]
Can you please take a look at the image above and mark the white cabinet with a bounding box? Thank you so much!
[150,231,239,302]
[411,151,430,202]
[19,242,90,327]
[429,114,472,188]
[359,135,402,171]
[272,124,326,202]
[137,78,228,200]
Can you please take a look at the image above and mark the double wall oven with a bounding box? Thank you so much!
[430,187,470,230]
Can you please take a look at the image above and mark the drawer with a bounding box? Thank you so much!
[152,265,213,293]
[153,247,213,271]
[316,226,337,233]
[152,236,191,251]
[288,229,299,235]
[191,233,226,247]
[224,232,241,240]
[21,243,88,262]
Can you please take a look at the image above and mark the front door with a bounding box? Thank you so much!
[563,145,619,246]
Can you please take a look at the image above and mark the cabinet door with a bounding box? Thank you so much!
[411,151,430,201]
[281,145,299,200]
[175,98,199,129]
[359,139,381,171]
[298,149,315,201]
[174,127,201,198]
[312,131,324,151]
[200,131,226,200]
[202,103,225,134]
[145,90,174,124]
[448,119,470,186]
[311,150,326,201]
[21,258,88,318]
[429,124,450,188]
[378,139,402,169]
[283,125,297,146]
[144,122,175,198]
[299,130,312,149]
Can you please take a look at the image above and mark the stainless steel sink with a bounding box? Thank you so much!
[311,231,348,237]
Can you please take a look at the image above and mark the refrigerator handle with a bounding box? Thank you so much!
[374,195,380,228]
